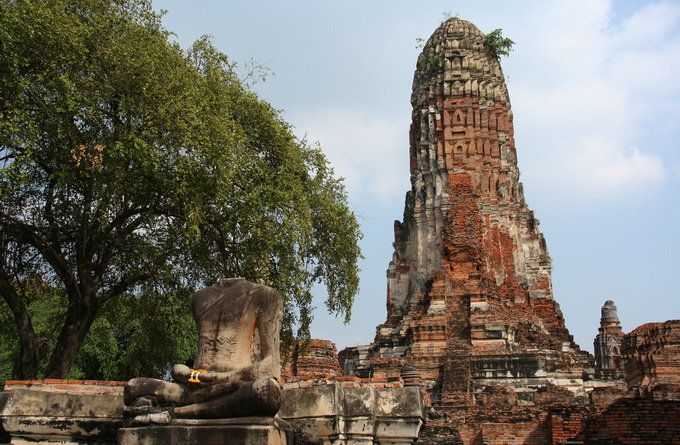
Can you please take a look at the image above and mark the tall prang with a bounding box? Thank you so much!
[349,18,591,407]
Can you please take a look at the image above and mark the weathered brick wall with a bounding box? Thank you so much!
[477,385,517,407]
[4,379,124,395]
[578,398,680,444]
[283,374,404,390]
[284,339,342,381]
[589,386,628,407]
[417,407,552,445]
[479,421,548,445]
[534,384,578,406]
[622,320,680,393]
[419,395,680,445]
[548,405,590,445]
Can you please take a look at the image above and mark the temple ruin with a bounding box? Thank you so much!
[330,17,680,444]
[0,15,678,445]
[345,15,595,404]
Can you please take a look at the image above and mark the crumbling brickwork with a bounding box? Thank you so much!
[338,17,680,444]
[622,320,680,395]
[348,17,590,411]
[577,398,680,444]
[285,339,342,380]
[3,379,124,396]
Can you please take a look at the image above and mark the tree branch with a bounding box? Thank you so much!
[0,213,80,300]
[0,266,29,329]
[93,212,149,278]
[99,271,153,303]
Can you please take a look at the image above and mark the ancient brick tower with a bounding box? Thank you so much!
[353,18,590,407]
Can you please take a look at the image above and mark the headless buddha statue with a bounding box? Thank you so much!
[124,278,283,424]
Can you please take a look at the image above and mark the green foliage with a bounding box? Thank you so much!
[0,0,361,378]
[427,56,442,74]
[0,285,196,384]
[417,54,442,75]
[484,28,515,60]
[74,290,197,380]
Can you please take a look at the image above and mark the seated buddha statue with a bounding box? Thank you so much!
[123,278,283,424]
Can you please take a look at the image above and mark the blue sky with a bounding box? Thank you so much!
[154,0,680,352]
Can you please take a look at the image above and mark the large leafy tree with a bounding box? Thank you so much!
[0,0,361,379]
[0,283,197,383]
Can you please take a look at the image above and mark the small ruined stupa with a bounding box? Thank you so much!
[594,300,624,378]
[350,17,591,407]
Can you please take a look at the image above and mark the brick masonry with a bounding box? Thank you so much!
[284,339,342,380]
[344,15,591,410]
[337,16,680,444]
[3,379,124,395]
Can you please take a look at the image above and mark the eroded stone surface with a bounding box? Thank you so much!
[122,278,284,426]
[118,417,293,445]
[0,387,122,443]
[278,382,424,444]
[594,300,625,380]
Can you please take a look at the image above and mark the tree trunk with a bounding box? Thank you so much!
[0,271,40,379]
[11,311,41,380]
[44,300,98,378]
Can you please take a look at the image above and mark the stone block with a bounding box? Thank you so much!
[118,417,292,445]
[374,387,423,418]
[374,417,424,444]
[279,383,424,444]
[342,386,373,416]
[0,389,122,443]
[280,384,340,418]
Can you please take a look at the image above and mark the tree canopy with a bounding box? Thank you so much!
[483,28,515,60]
[0,0,361,379]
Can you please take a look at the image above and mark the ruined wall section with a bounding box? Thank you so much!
[622,320,680,396]
[283,339,342,380]
[371,19,583,399]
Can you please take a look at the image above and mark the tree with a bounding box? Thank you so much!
[0,285,197,384]
[0,0,361,379]
[484,29,515,60]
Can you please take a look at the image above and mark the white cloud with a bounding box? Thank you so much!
[580,141,665,190]
[507,0,679,198]
[286,109,410,202]
[615,2,680,46]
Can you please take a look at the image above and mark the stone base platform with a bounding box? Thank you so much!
[117,417,293,445]
[1,385,123,444]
